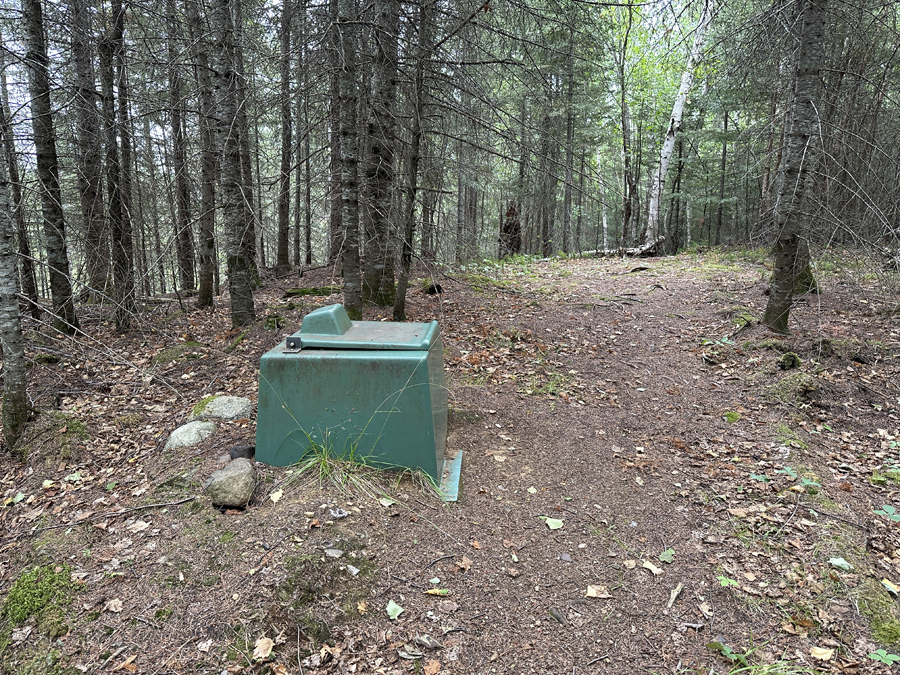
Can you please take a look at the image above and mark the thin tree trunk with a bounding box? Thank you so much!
[364,0,399,307]
[276,0,292,272]
[328,0,342,266]
[393,0,429,321]
[233,0,259,282]
[113,0,136,328]
[644,0,714,246]
[0,143,27,448]
[562,40,575,254]
[763,0,826,332]
[0,42,39,319]
[337,0,361,319]
[23,0,79,334]
[142,118,167,295]
[188,0,217,307]
[169,0,195,290]
[714,111,727,245]
[213,0,255,326]
[70,0,108,304]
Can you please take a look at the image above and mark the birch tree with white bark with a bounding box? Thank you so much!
[642,0,715,250]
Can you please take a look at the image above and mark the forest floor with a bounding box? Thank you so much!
[1,248,900,675]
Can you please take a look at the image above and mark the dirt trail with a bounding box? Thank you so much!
[1,251,899,675]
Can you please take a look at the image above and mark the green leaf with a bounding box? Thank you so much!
[776,467,798,479]
[11,492,24,504]
[379,497,396,507]
[716,575,738,588]
[749,473,770,483]
[386,600,404,620]
[659,548,675,563]
[828,558,853,572]
[828,557,852,571]
[545,518,564,530]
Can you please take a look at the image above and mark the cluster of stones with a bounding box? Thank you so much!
[164,396,257,508]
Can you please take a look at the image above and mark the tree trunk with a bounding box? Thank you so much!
[763,0,827,333]
[393,0,429,321]
[276,0,292,273]
[188,0,217,308]
[328,0,342,266]
[336,0,361,319]
[644,0,714,246]
[23,0,79,334]
[0,143,27,449]
[70,0,108,305]
[714,111,727,245]
[0,43,39,320]
[363,0,399,307]
[562,41,575,254]
[169,0,195,291]
[212,0,256,326]
[232,0,259,283]
[113,0,136,328]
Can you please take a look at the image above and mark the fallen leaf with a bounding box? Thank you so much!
[829,557,852,571]
[635,476,644,486]
[586,585,611,598]
[357,601,368,615]
[104,598,124,613]
[471,540,481,549]
[272,666,290,675]
[545,517,564,530]
[527,487,537,494]
[493,455,507,462]
[728,508,748,518]
[642,560,663,576]
[457,556,472,572]
[624,559,637,570]
[113,655,136,672]
[126,520,150,533]
[253,637,274,660]
[425,589,450,596]
[810,646,834,661]
[698,602,713,618]
[424,659,441,675]
[379,497,396,507]
[659,548,675,563]
[883,579,900,596]
[197,639,213,653]
[269,489,283,504]
[386,600,404,620]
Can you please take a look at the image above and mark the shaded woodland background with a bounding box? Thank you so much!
[0,0,898,333]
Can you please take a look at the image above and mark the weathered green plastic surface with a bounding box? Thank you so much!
[258,305,448,482]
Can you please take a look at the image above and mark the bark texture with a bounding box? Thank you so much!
[213,0,256,326]
[0,130,28,449]
[763,0,827,333]
[23,0,80,334]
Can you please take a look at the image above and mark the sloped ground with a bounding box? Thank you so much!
[1,249,899,675]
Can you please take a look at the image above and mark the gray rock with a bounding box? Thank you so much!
[204,458,256,508]
[164,421,217,450]
[189,395,253,421]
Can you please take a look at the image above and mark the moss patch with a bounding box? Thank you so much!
[860,579,900,646]
[778,352,802,370]
[153,341,203,363]
[767,372,818,404]
[2,564,76,627]
[191,396,217,418]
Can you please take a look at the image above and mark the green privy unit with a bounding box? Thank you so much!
[256,304,456,494]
